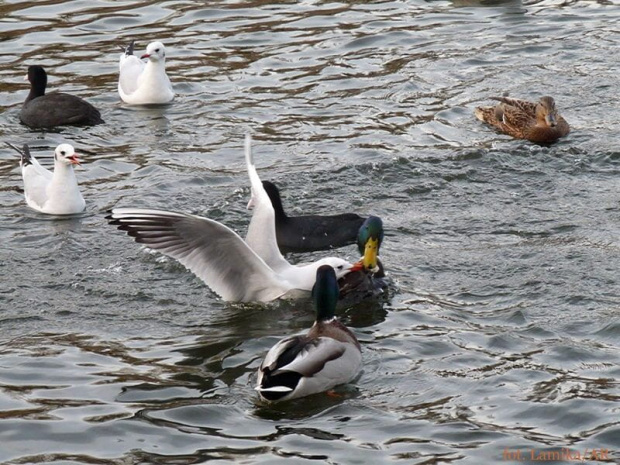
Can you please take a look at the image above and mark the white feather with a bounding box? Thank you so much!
[255,386,292,393]
[244,134,290,273]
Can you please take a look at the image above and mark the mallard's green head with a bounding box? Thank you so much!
[357,216,384,271]
[312,265,340,321]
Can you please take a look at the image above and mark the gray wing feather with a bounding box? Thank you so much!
[266,337,347,378]
[107,208,292,302]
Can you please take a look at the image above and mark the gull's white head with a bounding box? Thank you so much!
[54,144,81,166]
[141,42,167,62]
[316,258,353,280]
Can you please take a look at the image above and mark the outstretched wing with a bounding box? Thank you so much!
[243,135,292,273]
[107,208,292,302]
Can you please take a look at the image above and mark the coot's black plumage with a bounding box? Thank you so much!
[19,65,104,129]
[262,180,366,254]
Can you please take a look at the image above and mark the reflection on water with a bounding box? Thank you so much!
[1,0,619,463]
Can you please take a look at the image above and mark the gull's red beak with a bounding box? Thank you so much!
[349,260,364,272]
[140,53,150,59]
[68,153,81,166]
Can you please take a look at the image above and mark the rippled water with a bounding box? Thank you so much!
[1,0,619,463]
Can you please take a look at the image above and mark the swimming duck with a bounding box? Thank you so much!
[9,143,86,215]
[338,216,388,304]
[474,96,570,144]
[261,180,366,254]
[19,65,103,128]
[106,136,355,303]
[256,264,362,402]
[118,41,174,105]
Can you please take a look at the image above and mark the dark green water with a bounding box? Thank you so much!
[0,1,618,463]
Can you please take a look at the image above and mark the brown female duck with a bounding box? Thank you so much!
[475,96,569,144]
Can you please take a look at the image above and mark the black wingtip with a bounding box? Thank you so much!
[6,142,23,156]
[22,145,33,166]
[122,40,135,56]
[107,218,127,227]
[7,142,32,166]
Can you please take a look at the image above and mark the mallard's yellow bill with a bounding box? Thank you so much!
[362,237,379,270]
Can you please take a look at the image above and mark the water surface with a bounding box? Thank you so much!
[1,0,619,463]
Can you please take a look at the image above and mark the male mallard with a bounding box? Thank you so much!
[256,265,362,402]
[474,96,570,144]
[261,180,366,254]
[339,216,388,304]
[352,216,384,275]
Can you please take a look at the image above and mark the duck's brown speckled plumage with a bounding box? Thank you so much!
[475,96,570,144]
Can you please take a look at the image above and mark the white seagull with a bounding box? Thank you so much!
[106,136,354,303]
[118,41,174,105]
[10,143,85,215]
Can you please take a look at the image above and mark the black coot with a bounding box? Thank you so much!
[263,180,366,253]
[19,65,103,129]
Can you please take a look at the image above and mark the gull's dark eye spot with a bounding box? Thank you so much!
[60,151,66,156]
[155,48,160,53]
[337,265,343,270]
